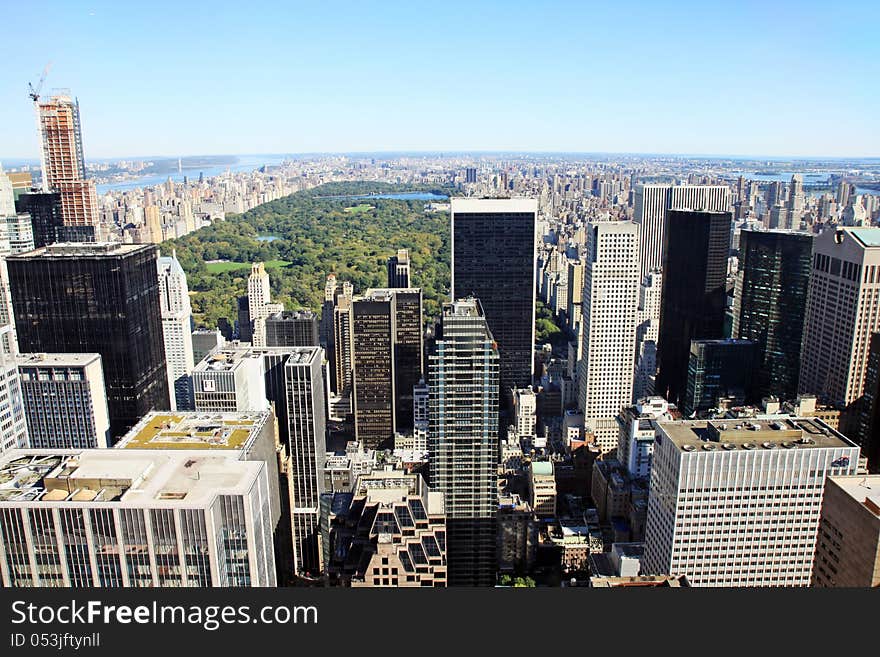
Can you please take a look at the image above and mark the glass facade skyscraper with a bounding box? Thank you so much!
[428,298,499,586]
[655,210,732,406]
[734,229,813,402]
[6,243,170,439]
[451,198,536,397]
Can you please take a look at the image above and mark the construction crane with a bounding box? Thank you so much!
[28,61,52,103]
[28,62,52,191]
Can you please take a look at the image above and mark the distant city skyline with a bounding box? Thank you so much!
[2,1,878,159]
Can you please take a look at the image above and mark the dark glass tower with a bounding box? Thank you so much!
[352,292,396,448]
[684,339,757,416]
[428,298,499,586]
[367,287,424,431]
[265,310,319,347]
[15,191,64,248]
[451,198,536,397]
[655,209,731,406]
[236,295,252,342]
[6,243,170,439]
[387,248,411,288]
[854,332,880,472]
[734,229,813,401]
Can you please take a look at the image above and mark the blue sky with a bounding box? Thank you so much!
[2,0,878,159]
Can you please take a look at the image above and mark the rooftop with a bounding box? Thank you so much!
[656,417,857,453]
[10,242,152,259]
[591,575,690,588]
[450,197,537,214]
[267,309,317,320]
[827,476,880,517]
[530,461,554,477]
[194,349,262,372]
[846,227,880,248]
[115,411,268,451]
[364,287,422,296]
[0,450,262,506]
[15,352,101,367]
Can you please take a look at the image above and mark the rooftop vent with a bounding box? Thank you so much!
[742,443,756,450]
[762,442,776,449]
[722,443,736,450]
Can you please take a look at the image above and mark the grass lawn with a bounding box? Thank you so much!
[205,259,293,273]
[342,203,375,214]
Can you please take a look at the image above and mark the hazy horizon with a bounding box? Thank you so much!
[3,150,879,166]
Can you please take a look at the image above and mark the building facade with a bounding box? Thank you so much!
[387,248,411,288]
[16,353,109,450]
[428,298,499,586]
[192,349,268,413]
[284,348,327,576]
[352,291,396,447]
[0,449,277,587]
[577,221,640,453]
[633,184,730,280]
[157,251,195,411]
[35,94,98,236]
[451,198,536,396]
[6,243,170,439]
[812,475,880,587]
[642,418,860,586]
[265,310,319,347]
[799,227,880,413]
[655,210,732,406]
[734,229,813,401]
[683,339,757,416]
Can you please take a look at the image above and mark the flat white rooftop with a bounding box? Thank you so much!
[450,197,537,214]
[827,475,880,517]
[16,353,102,367]
[0,449,263,507]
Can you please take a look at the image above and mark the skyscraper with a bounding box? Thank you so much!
[157,251,195,411]
[413,378,429,452]
[192,349,268,413]
[248,262,283,347]
[15,191,64,248]
[366,287,424,431]
[387,248,411,288]
[0,249,28,453]
[428,298,499,586]
[812,475,880,587]
[633,184,731,280]
[733,229,813,401]
[655,209,732,406]
[332,292,354,404]
[799,227,880,415]
[642,418,859,587]
[854,333,880,472]
[35,94,98,237]
[633,269,662,401]
[352,291,396,447]
[265,309,319,347]
[451,198,536,397]
[683,339,757,416]
[0,353,27,455]
[284,347,327,576]
[577,222,640,453]
[16,353,110,449]
[0,169,34,256]
[0,448,278,587]
[6,243,170,438]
